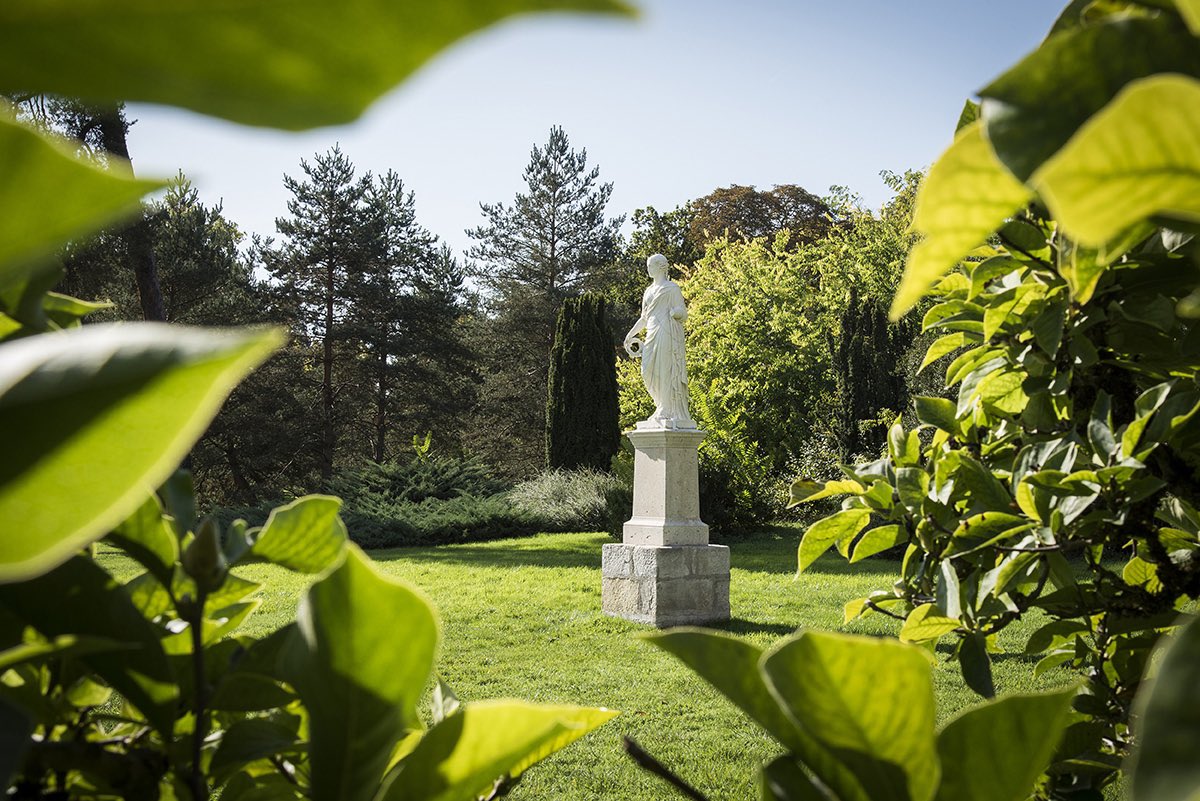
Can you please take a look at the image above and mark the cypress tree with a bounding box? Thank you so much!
[546,293,620,471]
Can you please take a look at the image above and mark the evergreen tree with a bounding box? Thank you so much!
[466,125,623,474]
[545,294,620,471]
[260,145,371,483]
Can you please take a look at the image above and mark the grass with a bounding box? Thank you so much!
[99,529,1070,801]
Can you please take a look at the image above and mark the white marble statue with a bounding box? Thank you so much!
[624,254,695,430]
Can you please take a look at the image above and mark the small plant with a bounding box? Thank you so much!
[508,468,620,533]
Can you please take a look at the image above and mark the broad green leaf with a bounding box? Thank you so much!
[0,556,177,732]
[788,477,864,505]
[0,696,33,788]
[957,633,995,699]
[935,687,1076,801]
[0,634,131,672]
[281,546,438,801]
[890,122,1032,319]
[1129,615,1200,801]
[107,493,179,586]
[252,495,347,573]
[210,718,303,778]
[956,99,981,132]
[379,701,617,801]
[851,525,905,563]
[0,324,282,583]
[647,629,872,801]
[980,15,1200,181]
[899,604,961,644]
[1123,556,1163,593]
[914,396,959,434]
[1035,75,1200,246]
[977,370,1029,415]
[919,333,971,374]
[0,117,160,276]
[0,260,62,331]
[42,292,111,329]
[762,631,940,801]
[797,510,871,574]
[0,0,632,131]
[944,512,1036,557]
[1180,0,1200,34]
[1059,241,1108,304]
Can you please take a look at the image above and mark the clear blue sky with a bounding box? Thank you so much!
[126,1,1064,258]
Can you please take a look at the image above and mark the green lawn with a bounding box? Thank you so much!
[101,530,1068,801]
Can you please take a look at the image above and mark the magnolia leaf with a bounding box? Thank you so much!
[935,687,1077,801]
[890,122,1032,319]
[944,512,1036,557]
[762,631,940,801]
[1180,0,1200,34]
[850,525,905,563]
[107,493,179,586]
[1035,75,1200,246]
[0,324,282,583]
[0,117,160,277]
[797,509,871,574]
[914,396,959,434]
[379,701,617,801]
[0,1,632,130]
[980,15,1200,182]
[788,478,864,505]
[899,604,961,644]
[919,333,972,374]
[281,546,440,801]
[252,495,347,573]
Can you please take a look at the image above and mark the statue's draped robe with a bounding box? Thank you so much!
[640,279,692,427]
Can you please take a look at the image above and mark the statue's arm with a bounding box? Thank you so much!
[624,314,647,345]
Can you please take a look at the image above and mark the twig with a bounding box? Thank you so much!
[622,737,710,801]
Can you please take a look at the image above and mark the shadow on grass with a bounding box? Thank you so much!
[711,618,799,638]
[370,537,605,571]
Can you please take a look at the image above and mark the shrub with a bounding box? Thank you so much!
[508,468,620,533]
[343,494,541,549]
[328,455,507,506]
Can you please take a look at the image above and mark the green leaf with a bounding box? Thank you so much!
[252,495,347,573]
[919,333,972,374]
[1179,0,1200,34]
[0,634,131,672]
[1129,615,1200,801]
[1035,75,1200,246]
[761,755,831,801]
[944,512,1036,557]
[647,628,872,801]
[0,0,632,131]
[0,324,282,583]
[900,604,961,644]
[379,701,617,801]
[281,546,439,801]
[0,696,33,788]
[890,122,1032,319]
[935,687,1077,801]
[107,493,179,586]
[0,117,161,276]
[980,15,1200,182]
[851,525,905,563]
[762,631,940,801]
[977,369,1029,415]
[914,396,959,434]
[797,510,871,574]
[210,718,302,778]
[0,556,177,732]
[958,633,995,699]
[956,99,981,132]
[788,477,864,505]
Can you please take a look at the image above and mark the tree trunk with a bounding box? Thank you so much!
[374,349,387,463]
[95,104,166,322]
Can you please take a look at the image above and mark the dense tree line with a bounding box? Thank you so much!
[41,114,921,519]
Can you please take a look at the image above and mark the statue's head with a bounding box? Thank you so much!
[646,253,669,278]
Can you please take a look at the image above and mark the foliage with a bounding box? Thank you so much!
[330,455,508,507]
[1,481,615,799]
[644,627,1076,801]
[687,184,832,252]
[546,293,621,471]
[0,0,629,797]
[794,2,1200,796]
[467,126,624,475]
[508,468,621,533]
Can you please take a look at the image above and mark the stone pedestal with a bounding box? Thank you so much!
[602,428,731,627]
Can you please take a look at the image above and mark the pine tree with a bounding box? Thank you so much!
[466,126,623,474]
[545,294,620,471]
[260,145,371,483]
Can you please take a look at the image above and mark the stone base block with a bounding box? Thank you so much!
[601,543,730,627]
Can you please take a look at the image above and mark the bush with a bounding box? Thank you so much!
[328,455,507,505]
[509,468,620,533]
[343,494,541,549]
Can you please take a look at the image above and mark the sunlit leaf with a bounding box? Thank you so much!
[379,701,617,801]
[899,604,960,644]
[935,687,1076,801]
[0,0,633,130]
[0,324,282,583]
[252,495,347,573]
[1129,615,1200,801]
[890,123,1032,319]
[1035,75,1200,246]
[797,509,871,574]
[0,117,159,277]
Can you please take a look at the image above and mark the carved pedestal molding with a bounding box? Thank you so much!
[601,428,731,627]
